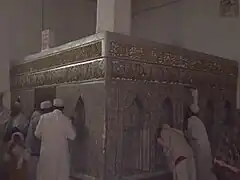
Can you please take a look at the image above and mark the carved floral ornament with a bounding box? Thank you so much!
[108,41,238,77]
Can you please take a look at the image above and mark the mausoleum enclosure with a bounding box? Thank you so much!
[10,32,238,180]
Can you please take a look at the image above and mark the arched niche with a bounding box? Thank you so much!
[70,96,88,174]
[72,97,85,138]
[122,96,147,175]
[161,97,174,127]
[123,96,143,128]
[223,100,233,126]
[205,100,214,139]
[154,97,173,172]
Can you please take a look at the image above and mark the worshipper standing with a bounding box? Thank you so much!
[35,98,76,180]
[29,105,42,128]
[25,101,52,180]
[4,132,29,180]
[183,88,217,180]
[4,99,29,142]
[156,124,196,180]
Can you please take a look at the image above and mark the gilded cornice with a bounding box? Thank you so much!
[108,41,238,78]
[110,60,236,90]
[11,59,105,89]
[11,41,102,75]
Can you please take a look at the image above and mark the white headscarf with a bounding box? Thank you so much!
[11,132,24,142]
[9,131,29,169]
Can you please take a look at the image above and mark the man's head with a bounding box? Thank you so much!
[53,98,64,111]
[40,100,53,114]
[185,103,199,118]
[156,124,170,146]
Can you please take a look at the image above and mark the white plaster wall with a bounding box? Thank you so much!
[0,2,11,108]
[132,0,183,46]
[8,0,97,63]
[132,0,240,107]
[132,0,240,60]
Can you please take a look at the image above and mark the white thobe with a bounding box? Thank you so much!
[187,116,217,180]
[35,110,76,180]
[161,127,196,180]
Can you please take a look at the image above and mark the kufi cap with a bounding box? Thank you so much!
[190,104,200,114]
[53,98,64,107]
[40,101,52,110]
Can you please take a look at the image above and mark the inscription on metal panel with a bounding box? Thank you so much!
[110,60,236,90]
[11,41,102,75]
[109,41,238,77]
[11,60,105,89]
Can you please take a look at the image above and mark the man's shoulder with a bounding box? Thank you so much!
[188,115,201,122]
[31,111,41,119]
[40,112,54,122]
[42,112,54,117]
[52,110,70,119]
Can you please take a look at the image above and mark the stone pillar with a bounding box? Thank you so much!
[96,0,131,35]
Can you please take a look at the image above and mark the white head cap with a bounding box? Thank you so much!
[53,98,64,107]
[40,101,52,110]
[190,104,200,114]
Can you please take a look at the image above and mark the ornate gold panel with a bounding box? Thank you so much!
[11,60,105,89]
[109,41,238,77]
[11,41,102,75]
[110,60,235,90]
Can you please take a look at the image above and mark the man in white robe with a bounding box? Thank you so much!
[35,98,76,180]
[157,124,196,180]
[25,101,52,180]
[184,89,217,180]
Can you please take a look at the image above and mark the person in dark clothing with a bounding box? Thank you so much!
[25,100,53,180]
